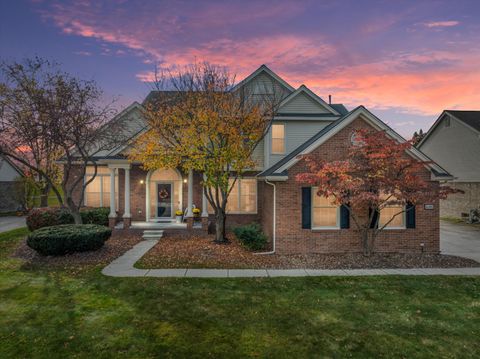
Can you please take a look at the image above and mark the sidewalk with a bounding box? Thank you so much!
[102,239,480,278]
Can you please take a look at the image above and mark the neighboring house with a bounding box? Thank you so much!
[418,110,480,218]
[0,155,24,212]
[70,65,450,254]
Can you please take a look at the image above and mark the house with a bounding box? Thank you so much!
[0,155,24,212]
[71,65,450,254]
[418,110,480,219]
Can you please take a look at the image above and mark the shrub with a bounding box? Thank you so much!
[27,224,111,256]
[233,223,268,251]
[80,207,110,226]
[26,207,111,231]
[26,207,73,231]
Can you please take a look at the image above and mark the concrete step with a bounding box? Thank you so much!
[142,230,164,240]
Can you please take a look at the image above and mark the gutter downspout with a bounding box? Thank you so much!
[255,179,276,255]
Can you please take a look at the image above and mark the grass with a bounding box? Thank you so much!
[0,229,479,358]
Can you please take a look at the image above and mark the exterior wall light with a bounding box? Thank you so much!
[140,180,144,184]
[183,178,188,183]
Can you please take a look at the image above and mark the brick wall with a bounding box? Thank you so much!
[440,182,480,218]
[270,117,441,254]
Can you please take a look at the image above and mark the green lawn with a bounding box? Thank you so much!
[0,229,479,358]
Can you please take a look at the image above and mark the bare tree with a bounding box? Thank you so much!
[130,62,282,242]
[0,57,128,223]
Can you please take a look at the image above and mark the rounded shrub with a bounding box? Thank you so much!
[26,207,74,231]
[80,207,110,226]
[233,223,268,251]
[26,207,111,231]
[27,224,112,256]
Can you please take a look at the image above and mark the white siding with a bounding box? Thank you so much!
[268,121,332,167]
[279,92,330,114]
[0,158,21,182]
[420,116,480,181]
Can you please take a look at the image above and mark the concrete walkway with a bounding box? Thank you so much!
[0,216,26,233]
[102,239,480,278]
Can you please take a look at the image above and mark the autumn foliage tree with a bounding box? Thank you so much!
[0,57,124,223]
[130,63,281,243]
[296,129,454,256]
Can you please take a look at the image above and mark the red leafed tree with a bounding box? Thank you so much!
[296,129,454,256]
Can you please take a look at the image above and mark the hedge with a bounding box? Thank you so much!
[233,223,268,251]
[27,224,112,256]
[26,207,111,231]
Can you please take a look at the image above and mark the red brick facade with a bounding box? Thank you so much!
[263,117,440,254]
[69,116,440,254]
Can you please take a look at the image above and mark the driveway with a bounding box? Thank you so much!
[441,220,480,262]
[0,216,26,233]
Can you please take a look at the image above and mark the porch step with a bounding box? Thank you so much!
[142,230,164,240]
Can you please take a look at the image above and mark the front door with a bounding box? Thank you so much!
[157,183,173,218]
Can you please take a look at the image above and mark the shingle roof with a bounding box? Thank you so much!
[445,110,480,132]
[329,104,349,116]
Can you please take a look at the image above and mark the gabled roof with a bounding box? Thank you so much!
[446,110,480,132]
[277,85,340,116]
[0,154,24,177]
[233,64,295,93]
[417,110,480,149]
[258,106,451,179]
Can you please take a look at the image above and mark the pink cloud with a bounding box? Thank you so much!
[424,20,459,28]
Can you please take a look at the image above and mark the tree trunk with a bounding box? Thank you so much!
[214,209,228,243]
[39,183,51,208]
[362,229,375,257]
[66,196,83,224]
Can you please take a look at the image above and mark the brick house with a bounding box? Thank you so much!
[418,110,480,219]
[75,65,450,254]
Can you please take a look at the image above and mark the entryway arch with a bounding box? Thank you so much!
[145,168,183,221]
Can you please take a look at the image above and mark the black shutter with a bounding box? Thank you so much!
[406,202,416,228]
[340,204,350,229]
[301,187,312,229]
[369,208,379,229]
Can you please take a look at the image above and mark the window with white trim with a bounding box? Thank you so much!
[379,195,405,229]
[208,178,257,214]
[271,124,285,154]
[312,191,339,229]
[84,166,118,208]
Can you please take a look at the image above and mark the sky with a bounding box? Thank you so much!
[1,0,480,137]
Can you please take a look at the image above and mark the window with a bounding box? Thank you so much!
[208,178,257,214]
[379,196,405,229]
[84,166,118,208]
[312,191,339,229]
[271,124,285,154]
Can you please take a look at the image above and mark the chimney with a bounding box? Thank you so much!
[328,95,332,104]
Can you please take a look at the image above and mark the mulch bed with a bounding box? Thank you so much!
[12,229,142,270]
[137,231,480,270]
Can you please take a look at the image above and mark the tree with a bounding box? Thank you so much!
[0,57,125,223]
[0,58,63,207]
[130,62,281,243]
[412,128,425,146]
[296,129,454,256]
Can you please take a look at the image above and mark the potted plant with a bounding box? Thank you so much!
[192,208,201,219]
[175,210,183,223]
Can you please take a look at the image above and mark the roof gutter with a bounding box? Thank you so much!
[255,179,276,255]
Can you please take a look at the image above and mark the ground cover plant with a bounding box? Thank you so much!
[0,228,479,358]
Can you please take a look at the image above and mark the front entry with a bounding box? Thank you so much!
[157,183,173,218]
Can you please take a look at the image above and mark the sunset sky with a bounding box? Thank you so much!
[1,0,479,137]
